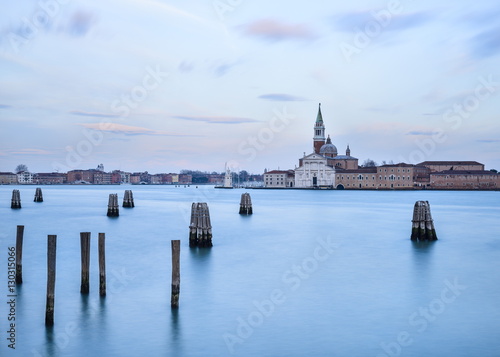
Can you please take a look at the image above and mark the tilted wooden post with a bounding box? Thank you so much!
[15,225,24,284]
[99,233,106,296]
[80,232,91,294]
[45,235,57,326]
[171,240,180,308]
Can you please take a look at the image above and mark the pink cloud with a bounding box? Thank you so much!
[243,19,316,42]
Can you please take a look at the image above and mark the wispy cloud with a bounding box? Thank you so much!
[172,116,259,124]
[78,123,196,136]
[470,26,500,59]
[9,148,54,155]
[71,110,121,118]
[0,104,11,109]
[242,19,316,42]
[178,60,195,73]
[331,11,432,33]
[477,139,500,143]
[214,61,239,77]
[64,10,97,37]
[406,130,440,136]
[258,93,307,101]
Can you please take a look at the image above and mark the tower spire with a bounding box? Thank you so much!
[313,103,326,154]
[316,103,323,124]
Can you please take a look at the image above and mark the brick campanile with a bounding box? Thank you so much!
[313,103,326,154]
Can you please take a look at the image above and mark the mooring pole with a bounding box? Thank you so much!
[80,232,91,294]
[171,240,180,308]
[15,225,24,284]
[45,235,57,326]
[99,233,106,296]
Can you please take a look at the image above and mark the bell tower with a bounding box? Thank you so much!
[313,103,326,154]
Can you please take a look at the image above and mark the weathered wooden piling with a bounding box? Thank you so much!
[15,225,24,284]
[171,240,180,308]
[45,235,56,326]
[11,189,21,209]
[80,232,91,294]
[98,233,106,296]
[239,193,253,215]
[107,194,119,217]
[122,190,134,208]
[34,187,43,202]
[411,201,438,241]
[189,202,213,247]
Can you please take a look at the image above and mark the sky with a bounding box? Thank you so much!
[0,0,499,174]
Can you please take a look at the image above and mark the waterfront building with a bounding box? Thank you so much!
[419,161,484,172]
[17,171,34,184]
[0,172,18,184]
[264,170,295,188]
[430,170,500,189]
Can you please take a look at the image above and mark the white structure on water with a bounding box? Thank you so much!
[223,164,233,188]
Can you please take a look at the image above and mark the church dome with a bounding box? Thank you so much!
[319,135,337,157]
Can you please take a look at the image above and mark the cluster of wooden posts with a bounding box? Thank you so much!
[411,200,438,241]
[14,227,108,326]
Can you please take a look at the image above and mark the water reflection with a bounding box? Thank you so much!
[189,247,212,264]
[169,308,183,355]
[45,326,56,357]
[411,240,436,289]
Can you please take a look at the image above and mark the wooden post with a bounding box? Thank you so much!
[98,233,106,296]
[171,240,180,308]
[34,187,43,202]
[80,232,91,294]
[11,189,21,209]
[411,201,438,241]
[123,190,134,207]
[15,225,24,284]
[107,194,119,217]
[239,193,253,215]
[189,202,213,248]
[45,235,56,326]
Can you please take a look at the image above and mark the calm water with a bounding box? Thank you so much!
[0,185,499,357]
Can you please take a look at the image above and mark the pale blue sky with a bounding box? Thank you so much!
[1,0,499,174]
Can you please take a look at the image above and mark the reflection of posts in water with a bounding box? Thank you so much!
[45,235,57,326]
[171,240,180,308]
[411,201,437,241]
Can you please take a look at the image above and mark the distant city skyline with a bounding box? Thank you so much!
[1,0,499,174]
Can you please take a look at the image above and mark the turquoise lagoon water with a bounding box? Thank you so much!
[0,185,499,357]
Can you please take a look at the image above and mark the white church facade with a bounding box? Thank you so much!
[294,153,335,188]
